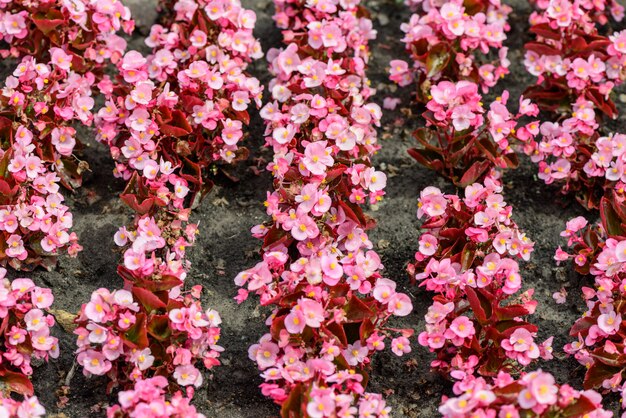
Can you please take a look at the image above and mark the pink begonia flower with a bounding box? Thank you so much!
[383,97,402,110]
[299,298,324,328]
[80,350,112,375]
[132,348,155,371]
[448,316,475,339]
[6,235,27,259]
[552,288,567,304]
[391,336,411,356]
[388,293,412,316]
[284,309,306,334]
[250,340,279,370]
[291,215,319,241]
[343,341,368,366]
[173,364,203,387]
[418,234,438,256]
[50,48,73,71]
[598,310,621,334]
[51,127,76,156]
[302,141,334,175]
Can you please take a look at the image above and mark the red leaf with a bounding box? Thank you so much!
[0,368,33,396]
[147,314,172,341]
[600,195,624,237]
[584,362,621,389]
[124,313,149,349]
[132,287,167,313]
[458,160,491,187]
[569,316,596,337]
[529,23,561,40]
[280,383,305,418]
[464,287,488,323]
[118,266,182,292]
[561,396,601,417]
[31,11,65,35]
[160,110,192,137]
[344,295,374,322]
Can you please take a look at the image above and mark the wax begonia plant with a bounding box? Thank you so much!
[0,395,46,417]
[0,268,59,398]
[74,278,223,394]
[524,1,626,118]
[557,192,626,396]
[235,0,413,416]
[406,81,540,186]
[0,56,95,270]
[439,369,612,418]
[529,0,624,26]
[74,0,265,402]
[0,0,134,74]
[95,0,263,212]
[522,0,626,208]
[106,376,206,418]
[390,0,512,100]
[408,179,553,381]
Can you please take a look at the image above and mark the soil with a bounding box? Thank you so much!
[2,0,626,417]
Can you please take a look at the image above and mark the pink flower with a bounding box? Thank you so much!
[418,234,438,256]
[387,293,412,316]
[250,340,279,369]
[343,341,368,366]
[552,288,567,304]
[291,215,319,241]
[50,48,72,71]
[284,309,306,334]
[173,364,202,387]
[528,371,558,405]
[6,235,27,259]
[561,216,588,237]
[299,298,324,328]
[51,127,76,156]
[391,336,411,356]
[598,311,621,334]
[80,351,112,375]
[302,141,334,175]
[448,316,475,339]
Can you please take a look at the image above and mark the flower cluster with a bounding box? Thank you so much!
[0,0,134,73]
[106,376,205,418]
[408,180,553,382]
[0,55,95,270]
[524,1,626,117]
[390,0,512,100]
[0,267,58,397]
[75,0,265,405]
[530,0,624,25]
[531,127,626,208]
[116,210,197,280]
[75,281,222,394]
[439,369,611,417]
[557,193,626,394]
[0,395,46,417]
[95,0,262,213]
[407,80,539,186]
[522,0,626,208]
[235,0,413,415]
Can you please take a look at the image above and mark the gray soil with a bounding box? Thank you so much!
[2,0,626,417]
